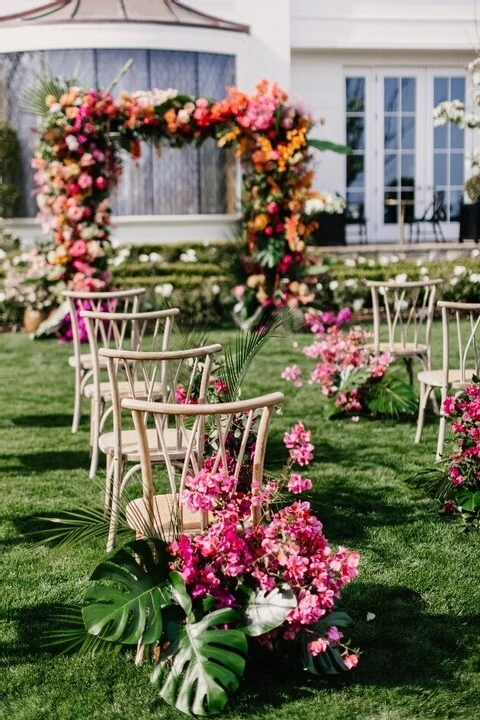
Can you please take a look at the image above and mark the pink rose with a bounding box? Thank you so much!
[267,201,279,214]
[70,240,87,258]
[95,176,108,190]
[78,173,93,189]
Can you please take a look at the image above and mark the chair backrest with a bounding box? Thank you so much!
[99,343,223,464]
[345,202,365,223]
[121,391,284,537]
[367,279,443,357]
[63,287,146,368]
[438,301,480,385]
[432,191,447,222]
[81,308,180,405]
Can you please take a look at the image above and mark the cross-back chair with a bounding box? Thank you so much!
[415,300,480,459]
[367,279,443,384]
[121,391,284,542]
[64,287,146,434]
[81,307,180,479]
[99,343,222,551]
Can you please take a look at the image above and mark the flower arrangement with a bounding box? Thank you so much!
[439,381,480,528]
[282,311,418,419]
[49,420,360,717]
[30,75,346,328]
[304,192,346,216]
[3,247,63,314]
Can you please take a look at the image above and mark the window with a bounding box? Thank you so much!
[345,77,366,218]
[433,76,465,221]
[383,76,416,224]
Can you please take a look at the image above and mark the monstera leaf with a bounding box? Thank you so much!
[82,538,171,645]
[300,610,354,676]
[366,369,418,417]
[238,583,296,637]
[151,572,248,716]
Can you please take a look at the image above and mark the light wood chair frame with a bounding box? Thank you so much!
[64,288,146,434]
[415,300,480,459]
[367,278,443,383]
[99,343,222,551]
[81,307,180,480]
[121,391,285,541]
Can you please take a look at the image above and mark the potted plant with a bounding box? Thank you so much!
[304,193,346,246]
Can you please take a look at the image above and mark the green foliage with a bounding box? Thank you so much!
[307,138,351,154]
[365,369,418,418]
[238,584,296,637]
[22,71,77,117]
[300,611,354,676]
[465,172,480,202]
[151,572,248,717]
[0,123,21,218]
[83,539,171,645]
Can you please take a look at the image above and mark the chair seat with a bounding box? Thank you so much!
[99,426,191,461]
[68,353,108,370]
[84,380,165,402]
[417,368,477,389]
[366,342,428,358]
[125,493,204,538]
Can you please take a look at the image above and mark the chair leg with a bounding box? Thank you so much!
[104,452,114,517]
[436,388,448,461]
[415,382,430,444]
[404,357,414,386]
[72,367,83,434]
[89,398,101,479]
[106,457,123,553]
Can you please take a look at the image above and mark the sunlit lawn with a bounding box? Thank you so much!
[1,324,479,720]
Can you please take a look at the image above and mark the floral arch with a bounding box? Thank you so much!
[32,78,329,316]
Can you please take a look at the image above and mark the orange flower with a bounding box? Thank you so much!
[252,213,268,231]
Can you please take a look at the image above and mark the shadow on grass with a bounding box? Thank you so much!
[11,414,75,428]
[0,450,91,475]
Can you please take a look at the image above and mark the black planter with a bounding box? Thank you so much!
[309,213,346,246]
[459,202,480,242]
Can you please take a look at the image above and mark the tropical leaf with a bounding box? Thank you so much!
[151,572,247,717]
[339,366,372,394]
[219,310,288,401]
[238,583,296,637]
[43,604,122,658]
[456,488,480,512]
[300,610,353,676]
[308,138,351,155]
[22,71,76,117]
[82,538,172,645]
[365,369,418,418]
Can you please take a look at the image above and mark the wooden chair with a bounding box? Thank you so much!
[81,307,180,480]
[367,279,443,384]
[121,391,284,541]
[415,300,480,459]
[64,288,146,434]
[99,343,222,551]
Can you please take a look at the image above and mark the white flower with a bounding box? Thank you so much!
[329,280,339,291]
[304,192,345,215]
[65,134,79,151]
[353,298,364,312]
[211,284,220,295]
[0,249,6,260]
[419,266,428,275]
[344,258,356,267]
[0,292,5,302]
[149,252,164,263]
[453,265,466,276]
[139,254,150,263]
[450,277,459,286]
[469,273,480,282]
[344,278,357,288]
[177,108,191,124]
[367,259,375,267]
[316,283,323,291]
[395,273,408,284]
[179,249,197,263]
[471,248,480,258]
[357,255,367,265]
[49,102,62,113]
[155,283,174,298]
[379,255,390,266]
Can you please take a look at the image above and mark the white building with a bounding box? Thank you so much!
[0,0,477,244]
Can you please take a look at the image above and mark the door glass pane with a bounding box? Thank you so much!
[401,78,416,112]
[450,123,464,149]
[434,77,448,105]
[384,115,398,149]
[434,153,448,186]
[401,154,415,185]
[384,78,399,112]
[346,77,365,112]
[384,154,398,187]
[450,153,464,185]
[347,155,365,187]
[345,76,366,216]
[401,116,415,149]
[450,190,463,221]
[451,77,466,102]
[433,75,465,221]
[434,124,448,149]
[346,117,365,150]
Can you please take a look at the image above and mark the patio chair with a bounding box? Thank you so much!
[345,202,368,244]
[81,307,180,480]
[64,287,146,434]
[407,191,446,243]
[121,391,284,541]
[415,300,480,459]
[98,343,222,551]
[367,279,443,384]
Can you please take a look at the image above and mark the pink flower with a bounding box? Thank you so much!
[78,172,93,189]
[343,653,359,670]
[327,625,343,643]
[281,365,302,388]
[287,473,313,494]
[70,240,87,258]
[308,637,329,655]
[95,176,108,190]
[443,396,456,416]
[267,201,279,214]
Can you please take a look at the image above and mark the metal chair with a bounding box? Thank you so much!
[81,307,180,479]
[367,279,443,384]
[121,391,284,541]
[407,191,446,243]
[99,343,222,551]
[415,301,480,459]
[64,288,146,434]
[345,202,368,244]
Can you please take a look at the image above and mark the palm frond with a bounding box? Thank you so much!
[21,70,77,117]
[219,310,289,401]
[43,604,121,658]
[365,369,418,418]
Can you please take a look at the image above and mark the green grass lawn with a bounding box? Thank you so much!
[1,326,479,720]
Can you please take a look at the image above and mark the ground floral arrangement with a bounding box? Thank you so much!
[48,420,360,717]
[27,73,346,330]
[281,309,418,420]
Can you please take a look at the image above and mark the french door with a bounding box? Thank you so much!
[346,67,468,242]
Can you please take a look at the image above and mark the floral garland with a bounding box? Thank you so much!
[32,79,320,313]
